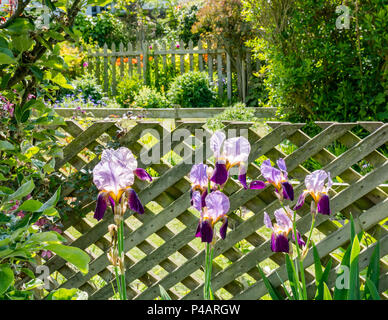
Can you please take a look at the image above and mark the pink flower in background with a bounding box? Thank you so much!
[176,43,180,49]
[49,225,63,234]
[41,250,53,259]
[17,211,25,218]
[27,94,35,101]
[83,62,89,68]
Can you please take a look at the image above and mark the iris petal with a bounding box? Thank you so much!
[210,162,228,185]
[293,231,306,247]
[128,189,144,214]
[294,191,307,210]
[220,218,228,239]
[317,194,331,215]
[249,180,266,189]
[94,193,107,221]
[271,233,289,253]
[195,222,201,238]
[134,168,152,182]
[200,220,213,243]
[238,172,248,189]
[281,181,294,201]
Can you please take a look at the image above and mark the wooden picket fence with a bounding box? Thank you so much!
[42,118,388,300]
[83,40,256,102]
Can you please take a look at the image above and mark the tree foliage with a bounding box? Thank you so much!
[243,0,388,122]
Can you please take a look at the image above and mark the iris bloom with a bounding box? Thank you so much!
[264,207,305,253]
[294,170,332,215]
[258,159,294,201]
[195,191,230,243]
[189,163,213,212]
[93,147,152,221]
[209,131,251,187]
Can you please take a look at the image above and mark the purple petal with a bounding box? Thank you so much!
[192,190,202,212]
[271,233,289,253]
[274,208,292,231]
[94,193,107,221]
[128,189,144,214]
[305,170,328,195]
[134,168,152,182]
[260,161,282,185]
[190,164,208,188]
[294,191,307,210]
[210,162,228,185]
[201,189,208,208]
[264,212,273,229]
[210,131,226,158]
[276,158,287,172]
[93,148,136,194]
[200,220,213,243]
[294,231,306,248]
[238,172,248,189]
[249,180,266,189]
[223,136,251,164]
[205,191,230,220]
[281,181,294,201]
[219,218,228,240]
[195,221,201,237]
[317,194,331,215]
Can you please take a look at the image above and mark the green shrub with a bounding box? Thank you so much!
[57,74,105,104]
[207,102,258,131]
[133,87,170,109]
[243,0,388,122]
[74,12,129,48]
[167,71,216,108]
[116,74,143,108]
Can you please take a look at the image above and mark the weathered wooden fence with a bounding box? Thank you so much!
[43,119,388,300]
[84,40,256,102]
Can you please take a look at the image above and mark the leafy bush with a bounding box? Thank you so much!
[74,12,129,48]
[207,102,258,131]
[116,74,143,107]
[133,86,170,109]
[243,0,388,122]
[167,71,216,108]
[70,75,105,103]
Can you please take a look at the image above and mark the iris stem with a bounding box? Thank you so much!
[303,212,316,261]
[114,266,122,300]
[119,219,127,300]
[204,243,214,300]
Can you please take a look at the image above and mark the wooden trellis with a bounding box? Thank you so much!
[43,119,388,300]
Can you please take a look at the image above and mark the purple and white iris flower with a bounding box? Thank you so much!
[195,191,230,243]
[189,163,214,212]
[209,131,251,187]
[264,207,305,253]
[294,170,332,215]
[257,159,294,201]
[92,147,152,221]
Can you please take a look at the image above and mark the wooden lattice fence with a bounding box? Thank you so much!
[43,119,388,300]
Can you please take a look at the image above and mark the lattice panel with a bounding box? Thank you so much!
[42,119,388,300]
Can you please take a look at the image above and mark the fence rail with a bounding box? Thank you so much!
[41,119,388,300]
[83,40,256,102]
[53,107,277,119]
